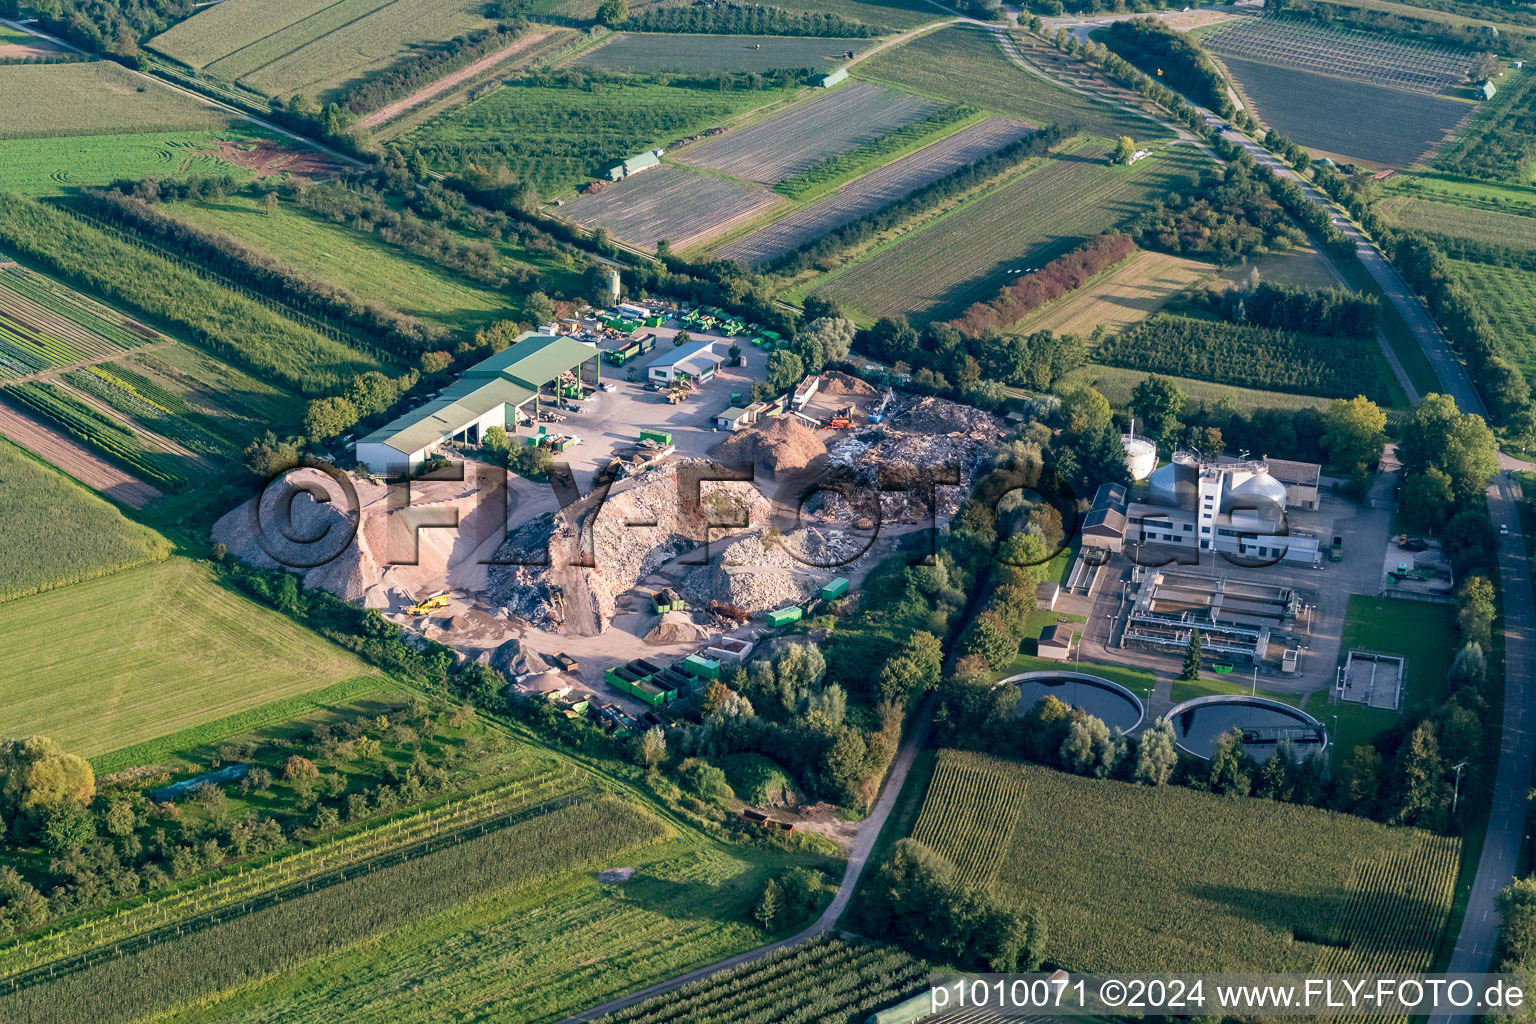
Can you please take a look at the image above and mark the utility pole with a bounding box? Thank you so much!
[1251,663,1258,696]
[1452,760,1468,815]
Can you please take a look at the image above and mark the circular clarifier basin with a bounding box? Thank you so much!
[1004,671,1144,734]
[1168,695,1327,763]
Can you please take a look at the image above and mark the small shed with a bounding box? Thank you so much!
[1479,79,1498,100]
[1037,624,1075,661]
[1036,581,1060,611]
[817,67,848,88]
[714,405,753,431]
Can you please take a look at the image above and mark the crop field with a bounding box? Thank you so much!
[563,165,783,252]
[1025,250,1214,338]
[593,936,930,1024]
[1205,17,1473,93]
[1382,172,1536,217]
[679,82,945,185]
[61,830,813,1024]
[149,0,495,102]
[0,196,395,396]
[0,62,230,139]
[812,144,1210,324]
[0,437,169,603]
[717,116,1033,266]
[912,751,1461,973]
[1374,195,1536,251]
[1449,258,1536,376]
[855,25,1166,143]
[910,753,1026,888]
[166,195,570,331]
[1092,312,1389,400]
[758,0,940,30]
[572,32,873,74]
[403,78,787,195]
[1221,56,1472,166]
[0,559,377,757]
[0,264,157,379]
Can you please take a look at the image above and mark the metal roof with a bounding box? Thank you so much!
[359,376,535,454]
[464,333,597,388]
[647,338,721,376]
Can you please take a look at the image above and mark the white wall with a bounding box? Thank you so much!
[356,441,422,475]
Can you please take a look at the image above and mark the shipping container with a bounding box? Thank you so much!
[766,606,803,627]
[820,577,850,601]
[639,429,672,445]
[684,654,721,679]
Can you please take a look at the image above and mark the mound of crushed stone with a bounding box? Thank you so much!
[480,637,548,678]
[644,610,713,644]
[709,417,827,476]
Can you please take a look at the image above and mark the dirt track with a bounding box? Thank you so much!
[0,403,161,508]
[357,31,552,130]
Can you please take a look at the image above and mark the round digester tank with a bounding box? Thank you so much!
[1167,695,1327,763]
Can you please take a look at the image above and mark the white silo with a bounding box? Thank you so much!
[1121,420,1157,481]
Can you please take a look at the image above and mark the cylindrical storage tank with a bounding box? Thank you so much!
[1121,434,1157,481]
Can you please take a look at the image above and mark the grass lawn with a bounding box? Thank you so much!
[1002,650,1157,699]
[1299,595,1459,765]
[0,131,257,197]
[1170,675,1301,706]
[0,436,170,602]
[0,558,378,756]
[142,834,813,1024]
[1053,363,1338,414]
[166,196,576,331]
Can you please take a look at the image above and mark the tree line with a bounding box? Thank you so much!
[1203,280,1379,337]
[951,232,1136,337]
[339,20,533,116]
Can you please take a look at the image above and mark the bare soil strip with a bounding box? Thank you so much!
[0,403,161,508]
[358,31,552,129]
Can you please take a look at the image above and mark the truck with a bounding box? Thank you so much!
[1330,535,1344,562]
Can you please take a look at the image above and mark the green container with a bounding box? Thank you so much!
[767,606,802,627]
[640,429,672,445]
[819,577,850,601]
[1213,664,1234,675]
[684,654,720,679]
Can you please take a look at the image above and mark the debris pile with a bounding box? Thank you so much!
[480,637,549,678]
[818,370,878,397]
[709,417,827,477]
[889,394,1003,436]
[644,610,713,644]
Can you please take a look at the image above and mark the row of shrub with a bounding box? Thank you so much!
[951,233,1136,338]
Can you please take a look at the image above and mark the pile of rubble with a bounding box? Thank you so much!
[818,370,878,397]
[825,421,1000,524]
[709,417,827,477]
[889,394,1004,437]
[644,610,713,644]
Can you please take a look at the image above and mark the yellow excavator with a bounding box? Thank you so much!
[403,590,450,615]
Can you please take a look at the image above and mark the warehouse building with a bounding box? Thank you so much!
[646,338,725,384]
[355,332,599,473]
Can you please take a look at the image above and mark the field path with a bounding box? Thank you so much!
[554,697,936,1023]
[357,30,552,130]
[0,402,161,508]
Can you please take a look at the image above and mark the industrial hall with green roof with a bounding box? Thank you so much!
[354,332,600,473]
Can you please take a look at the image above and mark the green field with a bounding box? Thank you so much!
[855,24,1165,143]
[810,143,1211,324]
[1053,363,1340,414]
[0,62,230,140]
[1304,596,1459,763]
[404,78,797,195]
[132,835,800,1024]
[573,32,875,75]
[0,438,170,603]
[911,750,1461,973]
[1373,195,1536,252]
[1447,258,1536,377]
[166,195,564,331]
[0,131,257,197]
[0,558,378,756]
[1383,171,1536,217]
[149,0,495,102]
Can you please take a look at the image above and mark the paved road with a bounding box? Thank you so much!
[1429,473,1534,1024]
[553,700,935,1024]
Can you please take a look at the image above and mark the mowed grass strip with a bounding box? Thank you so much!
[0,131,255,198]
[0,558,377,755]
[915,751,1460,973]
[816,143,1211,323]
[0,437,169,603]
[0,63,230,140]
